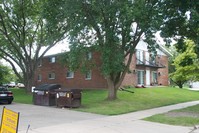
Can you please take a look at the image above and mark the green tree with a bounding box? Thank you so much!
[167,46,178,86]
[44,0,167,100]
[170,40,199,88]
[0,0,66,92]
[160,0,199,56]
[0,63,13,85]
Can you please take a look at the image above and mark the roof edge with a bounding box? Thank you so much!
[158,45,173,57]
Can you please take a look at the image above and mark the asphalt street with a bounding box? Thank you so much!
[0,103,106,132]
[1,100,199,133]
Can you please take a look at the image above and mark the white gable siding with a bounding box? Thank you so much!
[136,40,167,56]
[136,41,148,51]
[157,49,166,56]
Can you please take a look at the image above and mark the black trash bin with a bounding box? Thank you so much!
[33,84,61,106]
[55,89,81,108]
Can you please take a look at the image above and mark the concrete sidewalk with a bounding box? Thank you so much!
[21,100,199,133]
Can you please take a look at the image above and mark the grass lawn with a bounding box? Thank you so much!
[75,87,199,115]
[11,88,33,104]
[10,87,199,115]
[144,104,199,126]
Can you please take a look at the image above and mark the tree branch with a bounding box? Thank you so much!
[1,56,23,82]
[0,13,26,63]
[82,2,104,46]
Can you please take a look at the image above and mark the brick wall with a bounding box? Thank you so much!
[34,52,108,89]
[34,50,170,89]
[157,55,169,86]
[121,51,169,87]
[121,53,137,87]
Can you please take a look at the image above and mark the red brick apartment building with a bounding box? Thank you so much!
[34,42,171,89]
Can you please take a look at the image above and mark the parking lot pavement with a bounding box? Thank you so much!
[0,103,106,132]
[1,101,199,133]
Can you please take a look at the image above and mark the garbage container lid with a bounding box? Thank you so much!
[34,84,61,91]
[54,88,81,92]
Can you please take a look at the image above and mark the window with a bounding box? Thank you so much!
[137,70,144,85]
[150,53,156,64]
[85,70,92,80]
[48,73,55,79]
[152,71,157,84]
[136,50,144,64]
[86,52,92,60]
[38,59,42,67]
[49,57,56,63]
[66,71,74,78]
[38,74,42,81]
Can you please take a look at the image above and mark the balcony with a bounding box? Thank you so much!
[136,58,165,68]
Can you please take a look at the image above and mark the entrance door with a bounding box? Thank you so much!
[152,71,158,84]
[137,70,144,85]
[146,70,150,86]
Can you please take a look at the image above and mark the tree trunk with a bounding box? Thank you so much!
[26,80,33,93]
[24,72,35,93]
[176,81,184,89]
[106,77,117,100]
[105,52,134,100]
[178,83,183,89]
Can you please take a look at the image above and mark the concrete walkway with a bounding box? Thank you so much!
[21,100,199,133]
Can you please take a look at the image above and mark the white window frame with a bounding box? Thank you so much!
[152,71,158,84]
[136,50,144,64]
[137,70,144,85]
[38,74,42,81]
[48,73,55,79]
[85,70,92,80]
[66,71,74,79]
[49,57,56,63]
[38,59,42,67]
[86,52,92,60]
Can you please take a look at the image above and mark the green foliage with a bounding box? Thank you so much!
[44,0,166,100]
[160,0,199,56]
[170,40,199,88]
[0,0,66,91]
[70,46,96,73]
[168,46,178,72]
[0,64,13,84]
[43,0,199,99]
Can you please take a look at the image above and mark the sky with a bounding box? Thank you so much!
[1,31,172,71]
[45,31,168,56]
[0,40,70,69]
[41,39,70,56]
